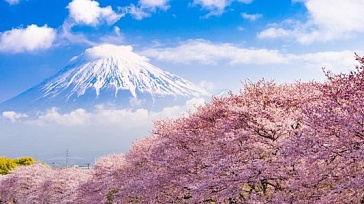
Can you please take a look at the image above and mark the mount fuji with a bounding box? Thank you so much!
[0,44,208,114]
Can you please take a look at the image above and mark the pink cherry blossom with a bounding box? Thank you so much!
[1,54,364,203]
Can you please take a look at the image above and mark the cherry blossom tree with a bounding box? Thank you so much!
[0,163,53,203]
[0,163,90,203]
[281,54,364,203]
[41,167,90,203]
[76,154,127,203]
[76,79,320,203]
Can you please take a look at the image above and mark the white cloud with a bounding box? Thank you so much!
[59,23,96,46]
[33,108,90,126]
[257,27,292,39]
[0,24,56,53]
[124,0,170,20]
[306,0,364,33]
[258,0,364,44]
[60,0,125,45]
[100,26,124,44]
[90,108,151,128]
[139,0,170,10]
[199,81,215,92]
[67,0,123,26]
[192,0,228,15]
[241,12,262,21]
[2,111,28,123]
[185,97,206,110]
[140,39,290,65]
[82,44,149,62]
[124,4,151,20]
[192,0,253,16]
[4,0,19,5]
[293,50,359,72]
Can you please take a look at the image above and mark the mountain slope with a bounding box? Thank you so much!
[0,44,208,113]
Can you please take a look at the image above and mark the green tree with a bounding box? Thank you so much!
[0,156,36,175]
[14,157,35,166]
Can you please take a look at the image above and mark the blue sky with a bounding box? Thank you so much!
[1,0,364,103]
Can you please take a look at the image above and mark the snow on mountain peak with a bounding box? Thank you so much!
[46,44,207,100]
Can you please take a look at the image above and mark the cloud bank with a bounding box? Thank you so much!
[141,40,289,65]
[2,111,28,123]
[0,97,206,163]
[140,40,361,74]
[1,97,206,127]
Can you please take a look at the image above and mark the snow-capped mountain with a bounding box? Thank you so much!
[0,44,208,114]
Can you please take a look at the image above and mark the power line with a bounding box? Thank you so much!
[66,149,69,167]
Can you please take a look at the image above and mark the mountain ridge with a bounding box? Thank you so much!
[0,44,208,114]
